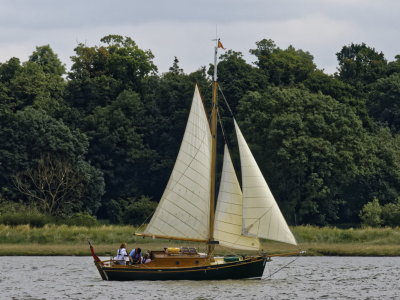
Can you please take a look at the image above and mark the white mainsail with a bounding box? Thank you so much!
[234,120,297,245]
[214,145,260,250]
[144,85,212,240]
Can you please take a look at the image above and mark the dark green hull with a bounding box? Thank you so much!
[96,256,268,281]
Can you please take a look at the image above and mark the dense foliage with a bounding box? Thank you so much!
[360,198,400,227]
[1,35,400,226]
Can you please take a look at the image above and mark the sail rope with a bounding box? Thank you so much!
[218,85,234,117]
[135,210,155,235]
[217,109,228,145]
[264,255,301,279]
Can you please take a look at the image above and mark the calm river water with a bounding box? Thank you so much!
[1,256,399,299]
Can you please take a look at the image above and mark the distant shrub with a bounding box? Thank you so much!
[122,196,157,225]
[63,212,99,227]
[104,199,124,224]
[359,198,382,227]
[0,200,53,227]
[381,198,400,227]
[0,200,27,214]
[0,212,53,227]
[359,198,400,228]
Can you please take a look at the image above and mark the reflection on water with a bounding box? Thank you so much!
[1,256,399,299]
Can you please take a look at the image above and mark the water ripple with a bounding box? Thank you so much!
[0,256,399,299]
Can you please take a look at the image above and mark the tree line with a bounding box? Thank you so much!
[1,34,400,226]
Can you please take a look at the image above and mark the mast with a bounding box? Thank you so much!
[208,38,219,256]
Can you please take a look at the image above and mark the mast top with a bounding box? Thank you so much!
[213,39,218,82]
[212,38,225,82]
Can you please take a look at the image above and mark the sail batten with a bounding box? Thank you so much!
[234,120,297,246]
[214,145,260,251]
[151,205,206,238]
[164,198,207,220]
[144,85,211,241]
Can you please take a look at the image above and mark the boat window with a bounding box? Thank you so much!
[175,261,180,265]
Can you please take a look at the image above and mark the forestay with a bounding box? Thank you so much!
[144,85,212,240]
[234,120,297,245]
[214,145,260,250]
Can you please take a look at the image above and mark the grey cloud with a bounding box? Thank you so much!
[0,0,338,29]
[1,0,400,74]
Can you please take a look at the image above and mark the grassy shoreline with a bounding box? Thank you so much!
[1,225,399,256]
[1,243,399,257]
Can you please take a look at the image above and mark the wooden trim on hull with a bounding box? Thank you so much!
[97,257,268,281]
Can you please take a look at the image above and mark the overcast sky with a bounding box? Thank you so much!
[1,0,399,75]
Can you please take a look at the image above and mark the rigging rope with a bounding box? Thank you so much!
[264,255,301,279]
[218,85,234,117]
[217,109,228,145]
[135,211,154,235]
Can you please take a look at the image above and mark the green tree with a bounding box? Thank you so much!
[0,108,104,212]
[13,154,87,216]
[84,90,156,214]
[381,198,400,227]
[0,58,22,108]
[0,57,22,83]
[336,43,387,87]
[303,70,355,102]
[237,86,370,224]
[66,35,157,113]
[169,56,183,74]
[208,50,268,113]
[359,198,382,227]
[250,39,316,86]
[29,45,66,76]
[303,70,373,129]
[387,55,400,75]
[122,196,157,225]
[339,126,400,222]
[368,73,400,132]
[1,61,65,113]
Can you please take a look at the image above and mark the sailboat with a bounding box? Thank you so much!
[90,40,299,281]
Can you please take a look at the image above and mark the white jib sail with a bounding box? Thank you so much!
[234,120,297,245]
[214,145,260,251]
[144,85,211,240]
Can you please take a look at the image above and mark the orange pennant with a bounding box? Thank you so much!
[217,40,226,50]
